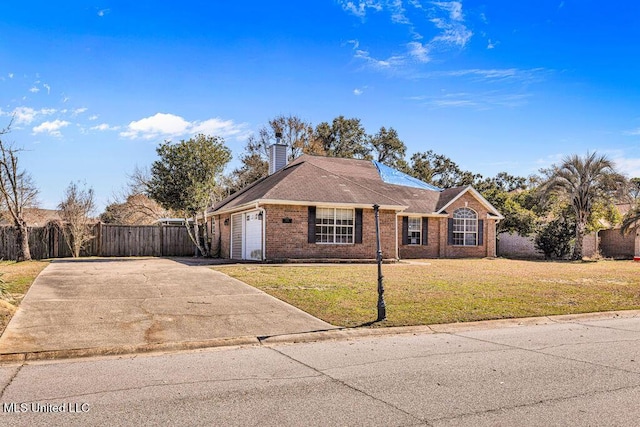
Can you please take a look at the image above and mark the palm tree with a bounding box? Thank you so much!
[621,204,640,235]
[541,152,625,260]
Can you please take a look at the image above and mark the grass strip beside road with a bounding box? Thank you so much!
[214,259,640,327]
[0,260,49,335]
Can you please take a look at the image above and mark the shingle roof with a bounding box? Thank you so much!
[212,155,469,215]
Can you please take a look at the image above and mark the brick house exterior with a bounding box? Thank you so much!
[210,154,503,261]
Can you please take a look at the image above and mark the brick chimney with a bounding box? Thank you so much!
[268,132,288,175]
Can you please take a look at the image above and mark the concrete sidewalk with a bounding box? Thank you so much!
[0,258,336,361]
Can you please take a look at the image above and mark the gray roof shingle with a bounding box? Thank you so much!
[213,154,466,215]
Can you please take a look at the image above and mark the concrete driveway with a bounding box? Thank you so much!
[0,258,335,359]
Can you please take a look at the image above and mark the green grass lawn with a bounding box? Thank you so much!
[214,259,640,327]
[0,260,49,335]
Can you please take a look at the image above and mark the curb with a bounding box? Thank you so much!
[0,336,259,363]
[2,310,639,364]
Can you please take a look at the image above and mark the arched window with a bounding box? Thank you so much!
[453,207,477,246]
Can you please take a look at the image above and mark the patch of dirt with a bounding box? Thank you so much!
[0,300,17,336]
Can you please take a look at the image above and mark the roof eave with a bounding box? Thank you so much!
[212,199,408,215]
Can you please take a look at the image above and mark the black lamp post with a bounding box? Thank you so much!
[373,204,386,321]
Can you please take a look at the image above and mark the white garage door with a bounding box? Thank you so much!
[243,210,263,260]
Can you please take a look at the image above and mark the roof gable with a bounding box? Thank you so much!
[436,185,504,218]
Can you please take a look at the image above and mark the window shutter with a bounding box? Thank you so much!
[478,219,484,246]
[447,218,454,245]
[355,209,363,244]
[422,217,428,245]
[402,217,408,245]
[308,206,316,243]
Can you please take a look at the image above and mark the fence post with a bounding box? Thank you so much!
[96,222,102,257]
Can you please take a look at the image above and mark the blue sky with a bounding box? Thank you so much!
[1,1,640,212]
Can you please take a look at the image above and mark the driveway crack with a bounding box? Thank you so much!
[0,363,24,399]
[432,382,640,423]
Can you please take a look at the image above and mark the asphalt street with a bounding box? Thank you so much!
[2,315,640,426]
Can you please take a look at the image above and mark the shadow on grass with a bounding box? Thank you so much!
[352,319,387,328]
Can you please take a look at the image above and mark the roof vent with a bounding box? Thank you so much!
[269,132,288,175]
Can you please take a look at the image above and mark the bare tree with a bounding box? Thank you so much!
[0,121,39,261]
[58,182,96,257]
[101,167,173,225]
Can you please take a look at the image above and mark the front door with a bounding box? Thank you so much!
[243,210,263,261]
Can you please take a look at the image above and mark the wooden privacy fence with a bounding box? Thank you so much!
[0,223,196,260]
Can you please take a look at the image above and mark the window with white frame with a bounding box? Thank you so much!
[408,217,421,245]
[453,207,477,246]
[315,208,354,244]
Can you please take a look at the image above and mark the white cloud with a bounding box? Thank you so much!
[97,8,110,17]
[613,157,640,178]
[421,68,548,84]
[419,91,531,109]
[72,107,88,116]
[120,113,249,141]
[191,118,248,138]
[12,107,35,125]
[624,128,640,136]
[91,123,120,131]
[343,0,473,72]
[354,88,363,95]
[338,1,383,18]
[43,83,51,94]
[89,114,99,121]
[389,0,410,24]
[8,73,13,79]
[6,107,57,125]
[432,1,463,21]
[407,41,430,62]
[487,39,496,49]
[29,86,39,93]
[354,48,405,70]
[32,119,70,137]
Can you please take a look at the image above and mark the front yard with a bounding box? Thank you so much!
[0,260,49,335]
[214,259,640,327]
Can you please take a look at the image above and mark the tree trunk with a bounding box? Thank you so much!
[201,210,210,257]
[183,217,209,257]
[16,221,32,262]
[573,220,586,260]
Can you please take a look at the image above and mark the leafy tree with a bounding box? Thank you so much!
[540,152,625,260]
[409,150,478,188]
[269,115,318,159]
[369,126,408,170]
[229,115,320,193]
[475,172,540,236]
[535,217,574,259]
[146,134,232,257]
[621,203,640,235]
[58,182,96,257]
[314,116,371,159]
[228,133,270,193]
[626,177,640,202]
[0,121,39,261]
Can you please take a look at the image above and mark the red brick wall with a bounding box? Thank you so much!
[264,205,396,260]
[438,193,497,258]
[599,227,637,259]
[213,213,231,259]
[214,193,499,261]
[397,216,440,258]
